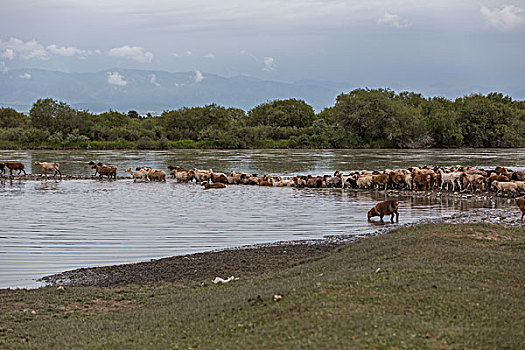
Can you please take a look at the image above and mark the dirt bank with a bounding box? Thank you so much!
[40,243,342,287]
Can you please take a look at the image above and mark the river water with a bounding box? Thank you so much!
[0,149,523,288]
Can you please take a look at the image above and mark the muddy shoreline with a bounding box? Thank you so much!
[38,208,523,288]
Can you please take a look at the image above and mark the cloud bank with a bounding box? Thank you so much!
[481,5,525,31]
[377,12,412,28]
[108,45,154,63]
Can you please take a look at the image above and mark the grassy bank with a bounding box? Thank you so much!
[0,139,296,150]
[1,223,524,349]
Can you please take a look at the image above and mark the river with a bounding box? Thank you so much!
[0,149,522,288]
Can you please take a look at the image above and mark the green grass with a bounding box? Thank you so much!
[1,223,524,349]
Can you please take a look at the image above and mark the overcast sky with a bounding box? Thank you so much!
[1,0,524,98]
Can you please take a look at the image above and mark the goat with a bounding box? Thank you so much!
[92,164,117,180]
[306,175,325,188]
[461,173,484,192]
[515,198,525,220]
[210,171,228,184]
[389,170,407,189]
[491,180,518,195]
[367,199,399,223]
[5,161,26,175]
[88,161,111,176]
[372,173,389,190]
[126,167,149,182]
[147,168,167,182]
[269,176,293,187]
[486,174,509,189]
[34,161,61,178]
[239,173,261,185]
[201,181,226,189]
[171,169,193,182]
[438,169,463,192]
[357,175,373,189]
[412,172,431,191]
[192,168,211,183]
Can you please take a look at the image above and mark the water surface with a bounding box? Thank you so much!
[0,149,521,288]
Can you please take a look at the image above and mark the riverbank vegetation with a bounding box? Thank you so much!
[1,90,524,149]
[1,223,523,349]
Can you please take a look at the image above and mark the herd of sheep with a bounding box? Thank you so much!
[2,161,525,196]
[166,164,525,196]
[2,160,525,220]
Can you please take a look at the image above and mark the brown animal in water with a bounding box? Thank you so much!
[91,164,117,180]
[515,198,525,220]
[412,172,431,191]
[372,173,389,190]
[201,181,226,189]
[147,168,167,182]
[491,180,518,195]
[367,199,399,223]
[461,173,484,192]
[5,161,26,175]
[192,168,211,183]
[34,161,61,178]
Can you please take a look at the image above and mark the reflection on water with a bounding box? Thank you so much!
[0,149,521,289]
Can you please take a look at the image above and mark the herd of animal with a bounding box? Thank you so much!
[165,164,525,197]
[2,160,525,220]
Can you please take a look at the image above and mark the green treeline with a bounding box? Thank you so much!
[1,89,524,149]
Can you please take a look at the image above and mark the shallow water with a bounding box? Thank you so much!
[0,149,522,288]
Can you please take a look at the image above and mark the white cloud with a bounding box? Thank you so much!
[481,5,525,31]
[107,71,127,86]
[194,70,204,83]
[0,61,8,73]
[47,44,93,58]
[184,50,192,56]
[149,74,160,86]
[173,52,180,57]
[108,45,154,63]
[204,53,215,59]
[0,37,48,60]
[19,72,31,79]
[263,57,276,72]
[377,12,412,28]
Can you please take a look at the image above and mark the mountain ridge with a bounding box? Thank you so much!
[0,68,349,113]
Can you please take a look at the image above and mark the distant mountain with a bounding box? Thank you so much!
[0,68,354,113]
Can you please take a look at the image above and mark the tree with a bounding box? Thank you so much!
[0,108,29,128]
[128,110,139,118]
[422,97,463,147]
[247,99,314,128]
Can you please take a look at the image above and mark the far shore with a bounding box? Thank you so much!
[1,141,524,151]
